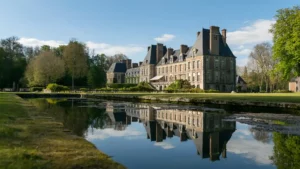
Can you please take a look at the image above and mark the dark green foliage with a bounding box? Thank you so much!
[30,87,44,92]
[270,6,300,79]
[165,80,192,92]
[87,54,107,88]
[271,132,300,169]
[46,83,69,92]
[0,37,27,89]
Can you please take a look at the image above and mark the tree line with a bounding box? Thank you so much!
[0,37,127,90]
[237,6,300,92]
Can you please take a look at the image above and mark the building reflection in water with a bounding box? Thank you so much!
[105,102,236,162]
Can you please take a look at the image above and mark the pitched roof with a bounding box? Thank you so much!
[142,44,167,65]
[236,75,247,84]
[187,28,235,58]
[107,62,127,73]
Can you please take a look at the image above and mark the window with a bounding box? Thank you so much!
[175,65,177,73]
[197,60,200,68]
[193,61,195,69]
[180,65,182,71]
[162,68,164,73]
[158,68,160,74]
[166,67,168,73]
[188,62,190,69]
[170,66,172,73]
[197,73,200,81]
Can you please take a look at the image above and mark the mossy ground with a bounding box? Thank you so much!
[0,93,125,169]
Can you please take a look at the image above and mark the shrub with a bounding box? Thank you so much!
[205,89,219,93]
[46,83,69,92]
[80,88,89,92]
[273,90,292,93]
[106,83,137,89]
[30,87,44,92]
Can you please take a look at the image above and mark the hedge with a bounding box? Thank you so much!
[30,87,44,92]
[106,83,137,89]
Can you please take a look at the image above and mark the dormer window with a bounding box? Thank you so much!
[162,57,165,64]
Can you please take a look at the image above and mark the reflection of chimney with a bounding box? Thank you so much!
[180,132,188,142]
[209,132,220,161]
[222,29,227,44]
[156,123,163,142]
[222,143,227,158]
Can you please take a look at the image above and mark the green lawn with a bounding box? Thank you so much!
[0,93,125,169]
[89,92,300,103]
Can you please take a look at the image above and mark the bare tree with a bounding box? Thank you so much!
[249,43,273,92]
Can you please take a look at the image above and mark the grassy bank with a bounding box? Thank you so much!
[0,93,125,169]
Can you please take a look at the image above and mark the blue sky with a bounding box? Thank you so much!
[0,0,298,66]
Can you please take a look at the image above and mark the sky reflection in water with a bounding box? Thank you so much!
[29,99,300,169]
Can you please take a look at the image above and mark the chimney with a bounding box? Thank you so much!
[210,26,220,55]
[148,46,150,51]
[197,31,201,37]
[222,29,227,44]
[132,63,138,68]
[126,59,132,69]
[180,44,188,54]
[156,43,164,64]
[167,48,173,59]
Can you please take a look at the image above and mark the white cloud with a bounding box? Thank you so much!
[18,38,145,56]
[233,48,252,56]
[227,138,274,165]
[228,19,275,67]
[227,19,275,46]
[154,34,175,43]
[154,142,175,150]
[18,38,65,47]
[86,127,144,140]
[85,41,144,56]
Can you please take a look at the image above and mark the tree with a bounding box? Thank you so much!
[249,43,273,92]
[106,53,128,70]
[63,40,88,90]
[25,51,65,86]
[270,6,300,80]
[0,37,27,89]
[87,54,107,88]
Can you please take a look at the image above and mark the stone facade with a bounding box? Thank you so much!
[289,77,300,92]
[107,25,236,92]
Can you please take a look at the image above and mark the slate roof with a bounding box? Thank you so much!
[126,67,140,76]
[107,63,127,73]
[142,45,167,65]
[236,75,247,84]
[156,48,191,66]
[186,28,235,58]
[156,28,235,66]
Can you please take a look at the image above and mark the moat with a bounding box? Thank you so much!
[27,98,300,169]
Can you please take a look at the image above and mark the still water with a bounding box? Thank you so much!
[28,98,300,169]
